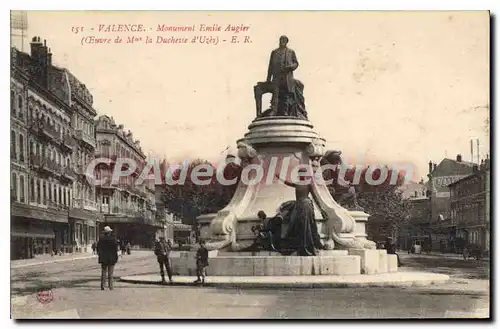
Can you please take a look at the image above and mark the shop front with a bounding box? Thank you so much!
[69,208,100,253]
[101,215,163,249]
[11,203,68,260]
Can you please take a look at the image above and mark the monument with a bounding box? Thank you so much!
[172,36,395,276]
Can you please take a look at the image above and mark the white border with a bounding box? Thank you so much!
[2,1,497,327]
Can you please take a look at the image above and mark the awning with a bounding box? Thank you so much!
[11,226,55,239]
[69,208,101,222]
[11,203,68,223]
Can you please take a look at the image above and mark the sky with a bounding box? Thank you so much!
[11,11,490,181]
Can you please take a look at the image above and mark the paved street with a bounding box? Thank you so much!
[11,252,490,319]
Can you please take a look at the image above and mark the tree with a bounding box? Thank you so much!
[161,159,217,225]
[321,151,412,242]
[161,156,242,225]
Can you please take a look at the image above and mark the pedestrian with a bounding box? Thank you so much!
[91,241,97,255]
[126,242,131,255]
[386,237,402,266]
[97,226,119,291]
[154,237,173,284]
[120,240,126,257]
[194,240,209,285]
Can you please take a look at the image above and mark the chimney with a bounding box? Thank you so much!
[456,154,462,162]
[30,36,43,58]
[47,48,52,67]
[29,36,50,88]
[428,161,433,174]
[433,163,437,171]
[473,164,479,172]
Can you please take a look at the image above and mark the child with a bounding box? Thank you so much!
[194,240,209,285]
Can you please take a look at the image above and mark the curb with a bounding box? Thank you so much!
[119,273,450,289]
[11,251,153,269]
[11,255,96,269]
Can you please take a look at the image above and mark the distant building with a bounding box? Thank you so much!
[448,158,490,252]
[398,180,430,250]
[427,154,476,252]
[154,163,192,244]
[94,115,160,248]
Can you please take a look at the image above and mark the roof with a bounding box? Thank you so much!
[399,180,427,199]
[447,169,486,187]
[65,70,96,113]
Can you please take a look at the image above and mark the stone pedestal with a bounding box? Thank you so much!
[169,252,361,276]
[348,249,380,274]
[200,116,376,252]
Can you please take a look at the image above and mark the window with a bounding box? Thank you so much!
[30,177,35,202]
[42,181,47,205]
[19,134,25,162]
[19,175,25,203]
[63,188,67,206]
[36,179,41,203]
[11,90,16,115]
[103,196,109,204]
[49,184,53,202]
[17,96,23,119]
[11,130,16,158]
[59,186,62,205]
[11,173,18,201]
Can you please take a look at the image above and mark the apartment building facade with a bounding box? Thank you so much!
[95,115,161,248]
[449,158,490,252]
[10,37,100,259]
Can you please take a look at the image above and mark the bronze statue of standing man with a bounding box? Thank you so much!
[254,36,299,116]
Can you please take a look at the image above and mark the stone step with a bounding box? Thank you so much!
[170,254,361,276]
[217,250,348,257]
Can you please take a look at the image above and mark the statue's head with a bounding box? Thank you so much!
[279,35,289,47]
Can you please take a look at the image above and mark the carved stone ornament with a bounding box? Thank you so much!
[306,142,324,158]
[237,141,257,160]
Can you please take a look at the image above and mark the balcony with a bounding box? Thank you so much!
[31,155,62,177]
[73,198,97,211]
[74,130,96,149]
[83,199,97,211]
[31,122,60,141]
[94,154,117,166]
[60,134,76,153]
[61,166,76,181]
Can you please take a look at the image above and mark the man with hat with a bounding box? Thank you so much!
[154,237,173,284]
[97,226,119,290]
[254,35,299,116]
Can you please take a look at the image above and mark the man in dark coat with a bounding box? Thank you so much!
[154,237,173,284]
[194,240,209,285]
[97,226,119,290]
[254,35,299,116]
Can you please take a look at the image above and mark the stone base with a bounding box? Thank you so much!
[169,250,361,276]
[347,249,399,274]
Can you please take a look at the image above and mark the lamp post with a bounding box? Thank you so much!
[426,172,434,251]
